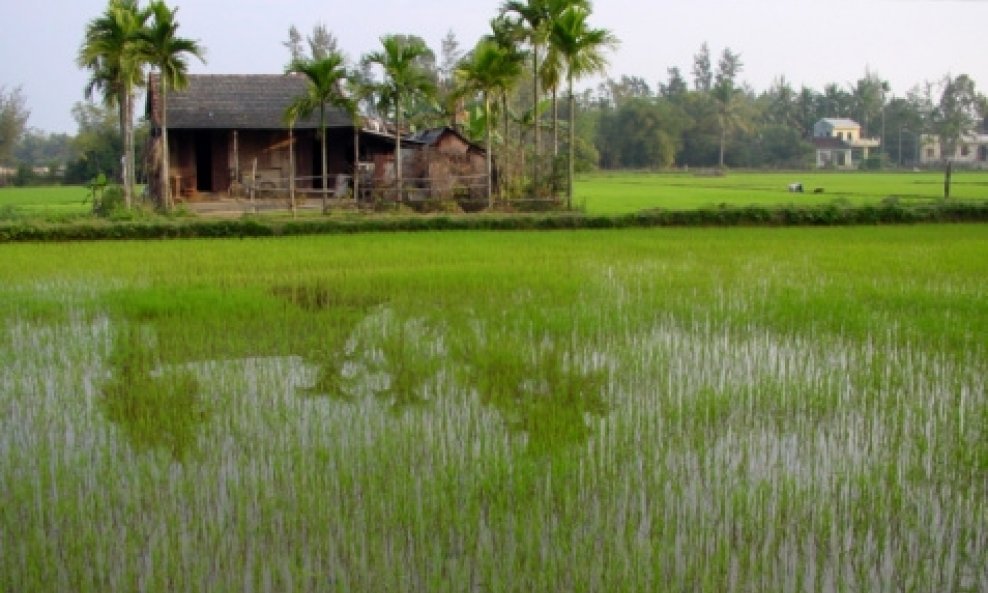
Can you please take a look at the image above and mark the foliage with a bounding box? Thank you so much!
[285,51,355,210]
[136,0,206,210]
[64,101,124,184]
[931,74,983,160]
[597,98,687,168]
[0,85,30,165]
[78,0,149,208]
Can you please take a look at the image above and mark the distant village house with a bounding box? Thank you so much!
[918,132,988,168]
[812,118,880,169]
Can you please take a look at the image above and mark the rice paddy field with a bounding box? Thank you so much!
[0,185,95,219]
[4,169,988,219]
[575,170,988,214]
[1,224,986,592]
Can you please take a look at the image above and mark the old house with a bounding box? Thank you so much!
[918,132,988,168]
[145,74,404,202]
[406,126,488,205]
[812,118,881,169]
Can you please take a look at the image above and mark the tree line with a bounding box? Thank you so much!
[586,52,986,171]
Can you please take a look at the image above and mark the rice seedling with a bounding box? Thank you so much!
[0,225,985,591]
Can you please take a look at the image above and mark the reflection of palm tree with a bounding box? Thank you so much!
[471,335,608,456]
[78,0,148,209]
[364,36,435,200]
[551,5,616,207]
[137,0,205,210]
[101,327,208,460]
[456,40,523,206]
[285,52,353,212]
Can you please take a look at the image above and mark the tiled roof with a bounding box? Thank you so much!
[147,74,353,130]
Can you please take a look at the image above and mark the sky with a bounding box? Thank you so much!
[1,0,986,134]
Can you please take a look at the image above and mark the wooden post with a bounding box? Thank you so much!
[353,124,360,202]
[250,157,257,214]
[233,130,239,182]
[289,125,296,218]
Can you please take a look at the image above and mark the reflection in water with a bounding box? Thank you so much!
[470,338,609,455]
[100,326,209,460]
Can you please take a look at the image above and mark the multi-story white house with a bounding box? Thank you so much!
[811,118,881,169]
[919,132,988,168]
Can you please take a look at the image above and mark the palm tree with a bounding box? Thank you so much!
[456,39,524,207]
[78,0,148,209]
[500,0,588,192]
[137,0,204,210]
[713,84,749,168]
[550,5,616,207]
[363,35,435,200]
[285,52,353,212]
[500,0,548,188]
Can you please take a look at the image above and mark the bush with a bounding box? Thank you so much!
[91,184,128,218]
[1,201,987,243]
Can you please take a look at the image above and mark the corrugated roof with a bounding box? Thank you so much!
[407,126,486,153]
[818,118,861,129]
[147,74,354,130]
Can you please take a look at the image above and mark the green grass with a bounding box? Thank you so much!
[576,170,988,214]
[0,225,986,591]
[8,171,988,222]
[0,184,95,218]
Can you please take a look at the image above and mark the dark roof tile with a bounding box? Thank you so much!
[148,74,353,130]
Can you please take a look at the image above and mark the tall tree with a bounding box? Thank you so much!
[691,42,713,92]
[456,39,524,206]
[285,52,353,212]
[363,35,436,200]
[283,25,305,63]
[137,0,205,210]
[712,47,745,168]
[932,73,982,162]
[850,69,889,138]
[0,85,30,165]
[308,23,341,61]
[659,68,687,100]
[550,4,616,206]
[78,0,147,208]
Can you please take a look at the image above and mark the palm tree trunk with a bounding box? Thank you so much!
[485,93,493,208]
[532,45,540,190]
[126,92,137,206]
[552,87,559,157]
[395,102,402,202]
[117,90,134,210]
[718,119,726,169]
[160,79,171,210]
[567,77,575,209]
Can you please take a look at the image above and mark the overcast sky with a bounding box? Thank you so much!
[1,0,985,134]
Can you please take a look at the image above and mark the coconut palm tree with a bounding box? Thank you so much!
[456,39,524,207]
[550,4,616,207]
[500,0,548,187]
[285,52,353,212]
[78,0,148,209]
[363,35,435,200]
[136,0,204,210]
[500,0,588,192]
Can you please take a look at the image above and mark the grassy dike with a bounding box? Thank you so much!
[1,225,985,591]
[1,199,987,242]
